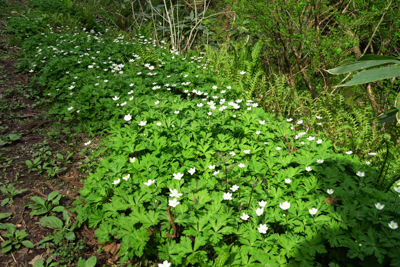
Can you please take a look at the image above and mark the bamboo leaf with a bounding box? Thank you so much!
[327,60,400,75]
[342,66,400,86]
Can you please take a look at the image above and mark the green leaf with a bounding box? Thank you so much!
[65,231,76,241]
[1,198,9,206]
[0,223,16,235]
[214,244,233,267]
[33,259,45,267]
[0,212,12,220]
[343,66,400,86]
[39,216,63,229]
[85,256,97,267]
[1,244,12,253]
[47,191,59,201]
[327,58,400,74]
[8,134,21,141]
[377,107,399,124]
[31,196,46,206]
[21,240,34,248]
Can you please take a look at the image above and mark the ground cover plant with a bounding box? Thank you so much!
[1,0,400,266]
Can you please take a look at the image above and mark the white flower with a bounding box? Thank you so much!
[144,179,155,186]
[240,213,249,221]
[255,208,264,216]
[155,100,160,105]
[279,201,291,210]
[316,159,324,163]
[122,174,130,181]
[258,200,267,208]
[230,185,239,192]
[388,221,399,230]
[223,192,232,200]
[356,171,365,177]
[112,96,120,101]
[84,141,91,146]
[169,198,180,207]
[104,80,108,82]
[212,85,218,89]
[197,103,204,107]
[240,71,246,75]
[174,110,180,114]
[276,147,281,150]
[112,178,121,185]
[138,121,147,126]
[327,189,334,195]
[238,163,246,168]
[316,115,323,119]
[227,86,232,89]
[285,178,292,184]
[208,165,215,170]
[345,151,353,155]
[309,208,318,215]
[129,157,136,163]
[258,224,268,234]
[365,161,371,165]
[156,122,162,126]
[188,168,196,175]
[259,120,265,125]
[316,139,322,144]
[305,166,312,172]
[213,170,220,176]
[158,260,171,267]
[255,131,261,135]
[307,136,315,141]
[375,202,385,210]
[207,112,212,116]
[229,151,236,156]
[124,114,132,121]
[68,106,74,111]
[169,189,183,198]
[368,152,377,156]
[297,120,303,124]
[286,118,293,122]
[173,172,184,180]
[394,186,400,193]
[129,83,134,87]
[243,150,250,154]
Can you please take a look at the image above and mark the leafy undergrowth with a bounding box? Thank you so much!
[3,8,400,267]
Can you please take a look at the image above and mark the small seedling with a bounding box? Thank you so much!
[26,191,64,216]
[0,133,21,145]
[0,223,34,253]
[0,183,27,206]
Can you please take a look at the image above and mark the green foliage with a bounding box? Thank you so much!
[9,4,400,266]
[0,223,34,253]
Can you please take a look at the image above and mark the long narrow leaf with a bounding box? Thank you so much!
[358,54,400,61]
[327,60,400,74]
[342,66,400,86]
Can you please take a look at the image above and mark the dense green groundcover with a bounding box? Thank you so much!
[6,12,400,267]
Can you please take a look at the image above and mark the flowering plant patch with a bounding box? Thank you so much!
[9,14,400,266]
